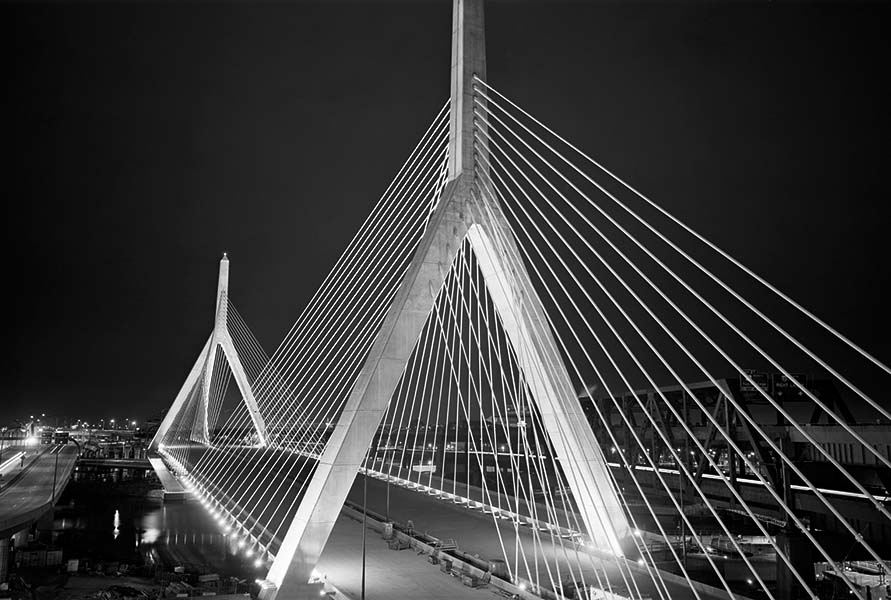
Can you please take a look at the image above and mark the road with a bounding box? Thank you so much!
[164,444,734,599]
[0,444,78,537]
[343,474,722,600]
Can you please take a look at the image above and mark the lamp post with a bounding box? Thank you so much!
[51,444,60,501]
[51,440,69,502]
[361,463,367,600]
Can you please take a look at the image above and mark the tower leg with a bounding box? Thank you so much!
[219,332,270,446]
[150,335,213,451]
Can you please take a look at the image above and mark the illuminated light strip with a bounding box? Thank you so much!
[605,463,891,503]
[159,449,268,554]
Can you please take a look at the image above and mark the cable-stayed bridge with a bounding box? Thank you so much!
[149,1,891,599]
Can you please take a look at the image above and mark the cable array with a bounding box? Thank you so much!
[465,77,891,600]
[158,101,453,567]
[157,79,891,600]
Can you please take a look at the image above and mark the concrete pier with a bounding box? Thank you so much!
[149,457,187,502]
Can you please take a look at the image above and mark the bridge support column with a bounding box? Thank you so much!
[258,581,323,600]
[265,1,628,596]
[150,254,269,451]
[776,529,815,600]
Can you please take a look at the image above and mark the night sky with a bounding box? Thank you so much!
[3,1,890,423]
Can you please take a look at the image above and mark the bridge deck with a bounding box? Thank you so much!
[164,445,735,599]
[0,444,78,537]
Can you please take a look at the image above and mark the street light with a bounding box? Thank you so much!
[50,438,75,502]
[52,443,60,501]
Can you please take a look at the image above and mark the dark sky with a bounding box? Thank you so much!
[3,1,890,424]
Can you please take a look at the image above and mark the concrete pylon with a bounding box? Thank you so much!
[264,1,629,598]
[150,254,269,451]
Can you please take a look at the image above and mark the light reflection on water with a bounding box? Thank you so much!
[52,487,259,579]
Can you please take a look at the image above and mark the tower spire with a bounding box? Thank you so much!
[215,252,230,325]
[447,0,486,183]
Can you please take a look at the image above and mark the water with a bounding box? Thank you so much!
[48,479,261,580]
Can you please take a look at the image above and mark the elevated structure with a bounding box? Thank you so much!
[264,1,628,597]
[150,254,269,451]
[0,445,78,538]
[148,457,188,501]
[151,3,891,600]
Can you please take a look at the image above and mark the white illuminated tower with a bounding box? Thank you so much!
[150,254,269,450]
[263,1,629,597]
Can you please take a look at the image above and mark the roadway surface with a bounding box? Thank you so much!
[0,444,78,537]
[344,474,723,600]
[163,444,733,599]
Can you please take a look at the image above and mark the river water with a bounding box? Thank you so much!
[47,478,260,581]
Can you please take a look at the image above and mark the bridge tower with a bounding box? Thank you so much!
[264,1,630,598]
[150,254,269,451]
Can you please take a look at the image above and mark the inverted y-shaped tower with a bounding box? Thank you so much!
[150,254,269,451]
[264,1,629,598]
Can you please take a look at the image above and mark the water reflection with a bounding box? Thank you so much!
[51,483,259,579]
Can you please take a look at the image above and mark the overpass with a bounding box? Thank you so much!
[0,443,78,582]
[0,444,78,538]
